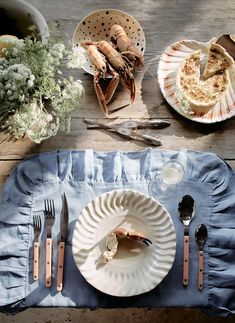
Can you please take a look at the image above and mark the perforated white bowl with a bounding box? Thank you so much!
[72,9,146,75]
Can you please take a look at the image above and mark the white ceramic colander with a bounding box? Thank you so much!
[72,9,146,75]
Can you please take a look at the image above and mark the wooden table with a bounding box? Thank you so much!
[1,0,235,322]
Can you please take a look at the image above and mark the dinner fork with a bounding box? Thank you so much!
[44,199,55,288]
[33,214,41,281]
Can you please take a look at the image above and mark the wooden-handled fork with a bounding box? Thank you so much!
[178,195,195,286]
[44,199,55,288]
[33,214,41,281]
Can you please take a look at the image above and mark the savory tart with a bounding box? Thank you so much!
[176,50,229,108]
[202,43,234,79]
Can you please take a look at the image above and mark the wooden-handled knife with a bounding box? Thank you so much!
[57,193,69,292]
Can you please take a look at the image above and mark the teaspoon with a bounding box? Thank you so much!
[195,224,208,290]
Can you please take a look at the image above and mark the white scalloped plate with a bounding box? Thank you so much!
[158,39,235,123]
[72,189,176,297]
[72,9,146,75]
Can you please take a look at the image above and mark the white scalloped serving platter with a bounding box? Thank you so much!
[158,39,235,123]
[72,9,146,75]
[72,189,176,297]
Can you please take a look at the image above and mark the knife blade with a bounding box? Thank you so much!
[57,193,69,292]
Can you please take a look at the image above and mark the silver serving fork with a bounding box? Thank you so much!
[33,214,41,281]
[83,119,170,146]
[44,199,55,288]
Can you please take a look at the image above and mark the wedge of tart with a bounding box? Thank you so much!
[202,43,234,79]
[177,50,229,108]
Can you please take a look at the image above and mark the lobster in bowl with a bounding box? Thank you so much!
[79,21,145,115]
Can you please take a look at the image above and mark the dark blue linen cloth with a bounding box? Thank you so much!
[0,148,234,317]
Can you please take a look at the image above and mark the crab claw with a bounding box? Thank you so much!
[114,227,152,245]
[102,227,152,263]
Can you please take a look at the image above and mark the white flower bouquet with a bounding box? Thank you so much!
[0,33,85,143]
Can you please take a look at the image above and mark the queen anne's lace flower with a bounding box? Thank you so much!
[67,46,86,69]
[0,35,85,143]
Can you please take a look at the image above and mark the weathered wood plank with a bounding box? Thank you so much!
[0,116,234,159]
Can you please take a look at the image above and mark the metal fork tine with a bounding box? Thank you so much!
[52,199,55,217]
[44,199,47,215]
[33,214,41,238]
[49,199,52,217]
[38,215,41,230]
[33,214,41,281]
[47,199,50,214]
[44,198,55,288]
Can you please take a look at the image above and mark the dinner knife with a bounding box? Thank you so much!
[57,193,69,292]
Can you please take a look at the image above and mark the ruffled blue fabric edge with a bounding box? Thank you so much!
[0,148,235,317]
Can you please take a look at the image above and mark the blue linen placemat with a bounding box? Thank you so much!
[0,148,235,317]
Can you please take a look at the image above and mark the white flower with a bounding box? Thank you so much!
[0,36,84,143]
[6,100,59,143]
[52,43,65,59]
[67,46,86,69]
[27,75,35,88]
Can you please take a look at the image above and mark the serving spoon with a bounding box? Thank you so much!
[178,195,195,286]
[195,224,208,290]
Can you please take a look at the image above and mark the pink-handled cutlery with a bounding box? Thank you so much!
[44,199,55,288]
[57,193,69,292]
[195,224,208,290]
[33,214,42,281]
[178,195,195,286]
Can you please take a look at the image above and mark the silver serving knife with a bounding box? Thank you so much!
[57,193,69,292]
[83,119,165,146]
[178,195,195,286]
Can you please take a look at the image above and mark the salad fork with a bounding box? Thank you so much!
[44,199,55,288]
[33,214,42,281]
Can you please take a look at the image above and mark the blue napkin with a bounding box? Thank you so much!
[0,148,235,317]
